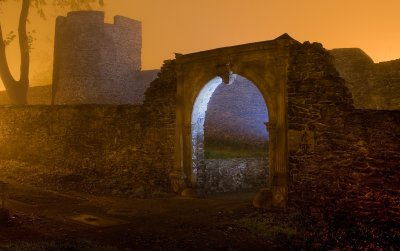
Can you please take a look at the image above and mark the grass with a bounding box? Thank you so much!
[238,212,299,240]
[204,141,268,159]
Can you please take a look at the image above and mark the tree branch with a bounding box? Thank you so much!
[0,22,17,90]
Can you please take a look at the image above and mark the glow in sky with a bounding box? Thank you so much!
[1,0,400,89]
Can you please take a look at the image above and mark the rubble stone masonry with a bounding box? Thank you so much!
[288,42,400,229]
[0,61,176,197]
[331,48,400,110]
[52,11,143,104]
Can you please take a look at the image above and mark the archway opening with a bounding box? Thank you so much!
[191,74,269,194]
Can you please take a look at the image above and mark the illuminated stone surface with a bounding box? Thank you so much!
[204,158,268,193]
[205,75,269,147]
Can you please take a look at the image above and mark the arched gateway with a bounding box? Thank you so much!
[170,35,294,208]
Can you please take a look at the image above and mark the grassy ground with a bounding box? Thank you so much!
[204,141,267,159]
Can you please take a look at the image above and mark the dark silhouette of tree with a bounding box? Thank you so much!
[0,0,103,104]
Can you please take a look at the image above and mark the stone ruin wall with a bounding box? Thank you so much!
[0,10,270,192]
[288,41,400,232]
[0,58,270,195]
[330,48,400,110]
[0,38,398,228]
[52,11,149,104]
[0,61,177,197]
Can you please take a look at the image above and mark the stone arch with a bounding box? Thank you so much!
[170,38,293,208]
[190,74,270,192]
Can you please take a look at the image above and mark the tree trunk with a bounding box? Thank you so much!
[7,82,28,104]
[0,0,30,105]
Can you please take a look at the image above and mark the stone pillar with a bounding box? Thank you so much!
[265,121,276,186]
[267,121,288,209]
[170,67,186,193]
[253,121,287,210]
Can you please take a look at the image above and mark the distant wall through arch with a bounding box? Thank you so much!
[205,75,269,149]
[190,75,269,193]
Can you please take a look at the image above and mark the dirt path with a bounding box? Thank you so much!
[0,182,282,250]
[1,181,397,250]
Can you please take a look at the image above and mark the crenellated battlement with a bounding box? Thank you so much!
[65,10,105,23]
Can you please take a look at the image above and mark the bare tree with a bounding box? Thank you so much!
[0,0,103,104]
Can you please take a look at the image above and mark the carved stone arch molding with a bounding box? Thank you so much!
[171,38,293,209]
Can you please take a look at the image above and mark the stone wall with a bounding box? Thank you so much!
[0,61,177,197]
[0,105,171,196]
[131,70,160,104]
[0,70,158,106]
[288,41,400,232]
[205,75,268,148]
[331,48,400,110]
[52,11,144,104]
[342,109,400,223]
[142,60,177,186]
[204,158,268,193]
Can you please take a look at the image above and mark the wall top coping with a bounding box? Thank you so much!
[175,33,299,64]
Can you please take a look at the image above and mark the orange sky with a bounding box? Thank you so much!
[1,0,400,90]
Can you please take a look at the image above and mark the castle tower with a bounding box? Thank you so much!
[52,11,142,104]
